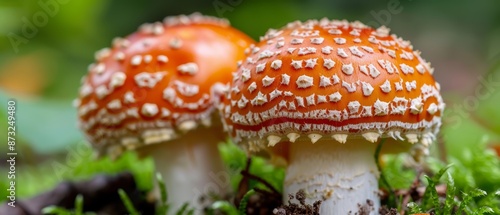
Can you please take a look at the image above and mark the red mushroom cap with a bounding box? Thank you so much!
[219,19,444,152]
[74,13,255,155]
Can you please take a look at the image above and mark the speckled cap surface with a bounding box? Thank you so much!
[74,13,254,156]
[219,19,444,151]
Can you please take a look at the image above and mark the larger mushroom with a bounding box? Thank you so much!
[74,13,254,211]
[219,19,444,214]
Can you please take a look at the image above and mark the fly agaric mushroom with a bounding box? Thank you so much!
[219,19,444,214]
[74,13,254,211]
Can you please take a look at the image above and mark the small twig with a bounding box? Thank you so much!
[236,157,252,203]
[240,170,281,196]
[244,157,252,173]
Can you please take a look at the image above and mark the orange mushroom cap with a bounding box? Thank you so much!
[219,19,444,151]
[74,13,255,155]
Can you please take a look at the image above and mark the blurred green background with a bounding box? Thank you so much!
[1,0,500,200]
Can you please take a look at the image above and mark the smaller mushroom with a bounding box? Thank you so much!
[75,13,254,211]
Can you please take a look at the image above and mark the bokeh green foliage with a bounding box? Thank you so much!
[1,0,500,213]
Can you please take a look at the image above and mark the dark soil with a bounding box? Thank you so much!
[0,172,154,215]
[272,190,321,215]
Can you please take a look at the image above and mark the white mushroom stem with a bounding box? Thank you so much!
[138,126,230,213]
[284,139,380,215]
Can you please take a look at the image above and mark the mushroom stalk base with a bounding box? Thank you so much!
[285,139,380,215]
[138,127,230,213]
